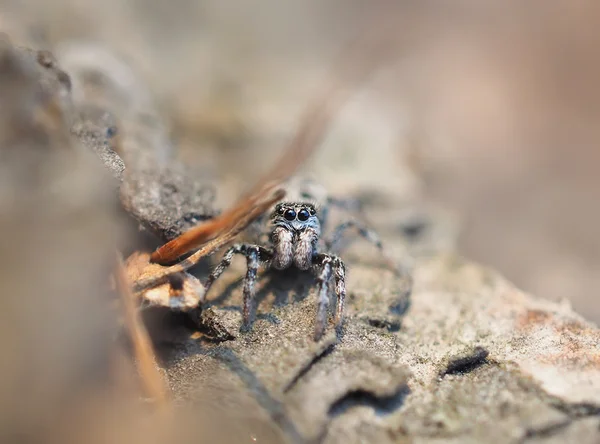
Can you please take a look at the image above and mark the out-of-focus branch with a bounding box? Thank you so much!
[115,252,169,408]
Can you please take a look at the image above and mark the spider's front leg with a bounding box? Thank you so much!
[204,243,272,329]
[312,253,346,340]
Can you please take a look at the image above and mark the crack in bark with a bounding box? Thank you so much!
[283,343,336,393]
[365,317,401,332]
[211,347,306,444]
[521,401,600,442]
[328,386,411,418]
[440,346,489,377]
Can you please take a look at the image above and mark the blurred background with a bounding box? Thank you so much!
[1,1,599,442]
[1,0,598,327]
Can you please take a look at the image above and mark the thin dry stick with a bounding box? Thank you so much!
[115,251,169,407]
[149,193,276,264]
[150,21,397,265]
[134,189,285,293]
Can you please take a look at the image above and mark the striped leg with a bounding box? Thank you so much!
[312,254,347,339]
[204,244,271,329]
[332,256,347,327]
[241,246,260,328]
[313,254,333,341]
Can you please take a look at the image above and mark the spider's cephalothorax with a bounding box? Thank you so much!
[270,202,321,271]
[204,192,393,341]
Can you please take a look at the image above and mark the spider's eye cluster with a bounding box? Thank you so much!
[284,209,296,221]
[297,208,310,221]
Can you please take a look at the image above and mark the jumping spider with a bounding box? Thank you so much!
[204,190,395,341]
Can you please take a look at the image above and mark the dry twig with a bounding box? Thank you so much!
[115,251,170,407]
[134,189,284,293]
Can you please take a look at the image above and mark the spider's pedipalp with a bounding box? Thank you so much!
[294,226,319,270]
[271,226,294,270]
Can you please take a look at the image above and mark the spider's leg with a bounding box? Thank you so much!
[204,244,247,293]
[309,193,362,232]
[326,220,381,253]
[332,256,347,327]
[313,253,334,341]
[241,245,260,329]
[204,244,272,328]
[325,219,402,275]
[204,244,271,291]
[327,196,364,214]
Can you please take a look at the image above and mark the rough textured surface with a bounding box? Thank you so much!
[160,247,600,444]
[52,40,599,444]
[3,33,599,444]
[56,42,219,241]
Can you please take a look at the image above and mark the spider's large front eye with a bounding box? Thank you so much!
[284,209,296,221]
[297,208,310,221]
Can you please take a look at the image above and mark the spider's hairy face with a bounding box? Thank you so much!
[270,202,320,233]
[269,201,321,270]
